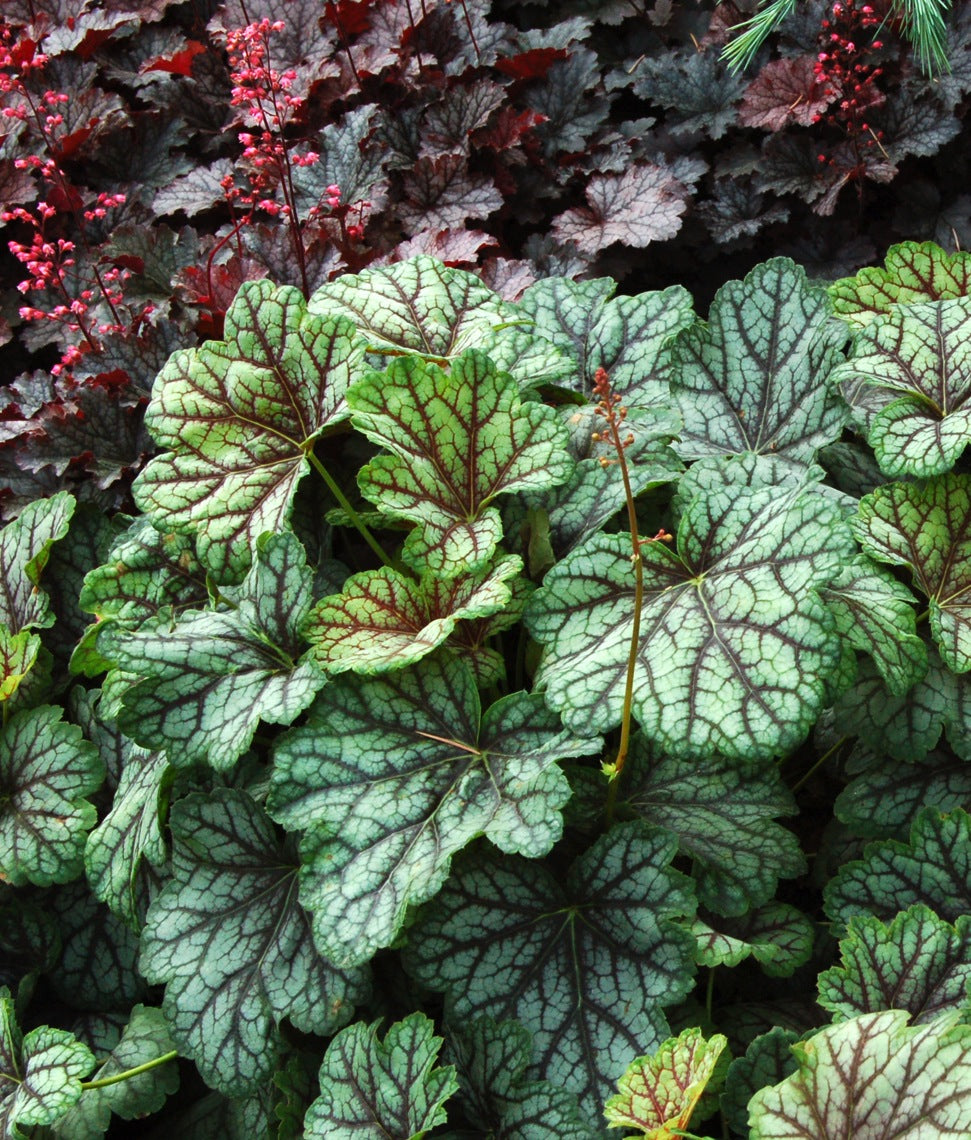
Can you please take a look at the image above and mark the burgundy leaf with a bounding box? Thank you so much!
[399,155,503,231]
[739,55,837,131]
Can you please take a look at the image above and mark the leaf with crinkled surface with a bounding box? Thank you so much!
[739,55,836,130]
[855,476,971,673]
[633,49,744,138]
[0,706,103,887]
[102,532,323,771]
[613,738,803,915]
[304,555,522,673]
[0,491,75,633]
[721,1028,800,1136]
[304,1013,458,1140]
[693,903,815,977]
[524,463,853,761]
[825,808,971,926]
[0,994,96,1140]
[603,1027,727,1138]
[399,154,503,231]
[836,747,971,837]
[748,1009,971,1139]
[448,1018,595,1140]
[140,789,368,1097]
[405,821,697,1121]
[829,241,971,328]
[52,1005,178,1137]
[134,280,362,582]
[669,258,847,463]
[830,298,971,478]
[821,555,927,694]
[349,350,572,574]
[832,647,971,761]
[552,163,693,255]
[308,255,513,361]
[271,656,597,966]
[818,905,971,1025]
[515,276,695,401]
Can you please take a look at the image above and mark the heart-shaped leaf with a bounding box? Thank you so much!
[748,1010,971,1139]
[140,789,369,1096]
[134,280,363,581]
[525,462,853,760]
[349,350,572,574]
[101,532,324,771]
[603,1027,727,1138]
[831,298,971,477]
[304,555,522,674]
[825,808,971,926]
[669,258,847,463]
[829,241,971,328]
[855,476,971,673]
[304,1013,458,1140]
[818,905,971,1025]
[0,706,104,887]
[405,821,697,1120]
[693,903,815,976]
[271,656,597,966]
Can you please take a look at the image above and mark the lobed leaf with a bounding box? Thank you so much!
[818,905,971,1025]
[349,350,573,574]
[525,463,853,760]
[140,789,369,1096]
[692,903,815,977]
[748,1009,971,1138]
[134,280,362,582]
[603,1027,727,1137]
[831,298,971,478]
[0,491,75,634]
[270,656,598,966]
[405,821,697,1120]
[669,258,847,464]
[304,1012,458,1140]
[855,476,971,673]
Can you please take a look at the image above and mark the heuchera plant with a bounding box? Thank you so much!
[4,244,971,1135]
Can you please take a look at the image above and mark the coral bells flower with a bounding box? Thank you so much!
[813,0,886,142]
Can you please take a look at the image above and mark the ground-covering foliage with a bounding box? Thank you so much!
[6,0,971,1137]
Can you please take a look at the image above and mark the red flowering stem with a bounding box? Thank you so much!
[592,367,644,823]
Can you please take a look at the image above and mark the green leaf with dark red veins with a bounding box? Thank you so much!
[84,741,170,930]
[855,476,971,673]
[830,298,971,478]
[836,747,971,837]
[818,906,971,1025]
[720,1029,800,1137]
[821,555,927,695]
[0,706,104,887]
[0,491,75,634]
[78,515,209,633]
[515,276,695,401]
[603,1027,728,1139]
[825,808,971,926]
[748,1010,971,1139]
[304,555,522,674]
[404,821,697,1121]
[51,1005,179,1137]
[140,789,369,1097]
[832,647,971,761]
[308,255,515,363]
[524,465,853,761]
[447,1018,595,1140]
[100,532,323,771]
[133,280,363,582]
[692,903,816,976]
[304,1013,458,1140]
[0,991,96,1140]
[829,241,971,328]
[348,351,572,575]
[0,628,41,703]
[612,738,804,916]
[269,656,599,967]
[669,258,847,463]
